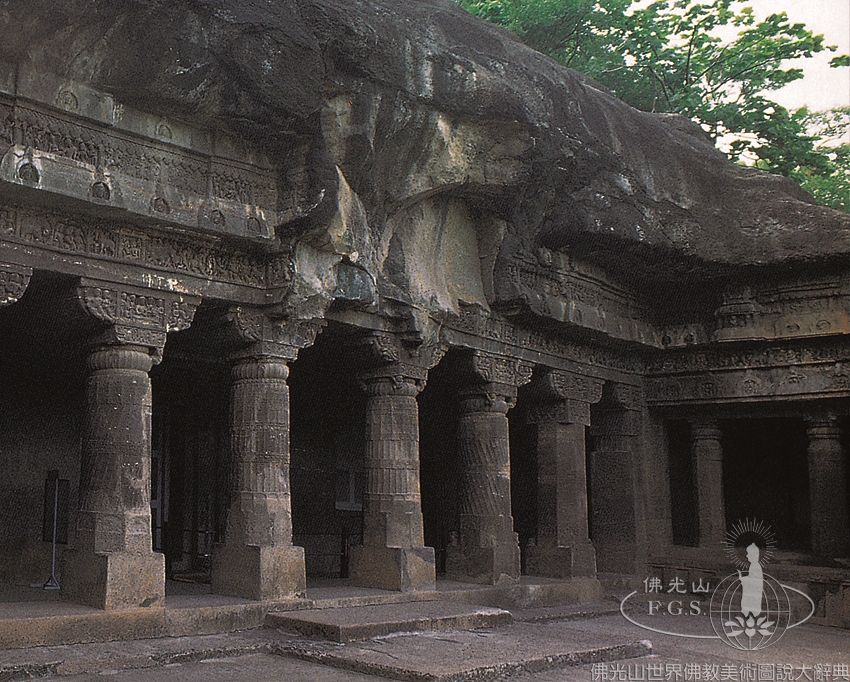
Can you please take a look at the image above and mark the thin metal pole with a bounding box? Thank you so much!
[43,478,60,590]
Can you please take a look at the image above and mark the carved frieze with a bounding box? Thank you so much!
[496,249,661,346]
[715,277,850,343]
[646,340,850,404]
[0,204,275,288]
[447,306,643,375]
[0,261,31,306]
[76,278,200,350]
[0,67,280,243]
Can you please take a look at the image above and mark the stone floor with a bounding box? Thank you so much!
[3,607,848,681]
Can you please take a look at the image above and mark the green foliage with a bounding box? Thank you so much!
[457,0,850,211]
[787,107,850,212]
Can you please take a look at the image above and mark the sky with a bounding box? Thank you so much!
[743,0,849,112]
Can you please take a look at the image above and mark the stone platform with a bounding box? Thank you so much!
[0,619,651,680]
[266,601,512,642]
[0,576,601,649]
[274,622,652,680]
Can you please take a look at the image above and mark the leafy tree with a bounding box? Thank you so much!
[788,107,850,212]
[458,0,850,211]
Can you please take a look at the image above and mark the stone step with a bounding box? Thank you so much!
[273,622,653,681]
[511,600,621,622]
[265,600,512,642]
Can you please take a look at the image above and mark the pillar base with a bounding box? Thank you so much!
[445,541,520,585]
[62,549,165,610]
[349,546,436,592]
[526,542,597,579]
[211,544,306,601]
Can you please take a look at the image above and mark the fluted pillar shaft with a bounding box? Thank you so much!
[361,376,424,547]
[211,355,306,600]
[447,383,521,584]
[806,417,850,557]
[691,419,725,548]
[349,370,435,591]
[63,345,165,610]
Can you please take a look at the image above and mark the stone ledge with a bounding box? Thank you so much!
[265,600,512,642]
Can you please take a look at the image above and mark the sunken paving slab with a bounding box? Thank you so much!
[266,601,513,642]
[273,622,652,681]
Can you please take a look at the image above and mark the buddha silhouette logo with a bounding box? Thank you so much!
[620,519,815,650]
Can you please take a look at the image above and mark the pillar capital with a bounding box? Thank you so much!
[230,354,290,380]
[805,415,841,439]
[459,383,518,414]
[691,418,722,442]
[358,371,423,397]
[0,262,32,306]
[527,399,591,426]
[75,278,200,355]
[86,344,156,373]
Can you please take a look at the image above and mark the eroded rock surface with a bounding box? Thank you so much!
[2,0,847,319]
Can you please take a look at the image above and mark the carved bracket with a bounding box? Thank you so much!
[468,350,533,388]
[226,305,325,360]
[533,369,603,404]
[353,326,448,383]
[0,262,32,306]
[76,279,200,352]
[609,382,644,410]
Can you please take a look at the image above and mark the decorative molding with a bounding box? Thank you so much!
[0,204,276,289]
[447,307,643,375]
[0,261,31,306]
[646,339,850,405]
[495,249,661,346]
[0,81,279,242]
[715,277,850,343]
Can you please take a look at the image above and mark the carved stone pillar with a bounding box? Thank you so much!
[691,419,726,548]
[525,370,603,578]
[446,351,532,585]
[588,383,644,573]
[63,280,198,610]
[348,331,444,592]
[211,307,323,600]
[806,416,850,557]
